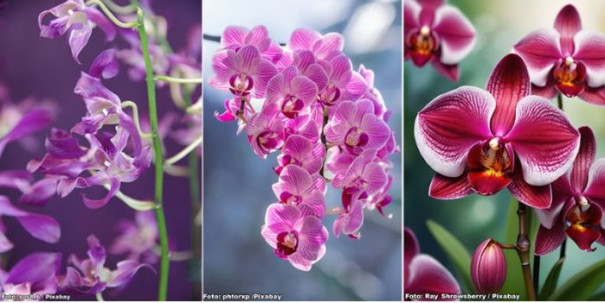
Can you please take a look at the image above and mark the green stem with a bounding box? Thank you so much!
[517,202,537,300]
[101,0,137,14]
[136,8,169,300]
[165,136,202,166]
[95,292,104,301]
[557,94,564,110]
[85,0,139,28]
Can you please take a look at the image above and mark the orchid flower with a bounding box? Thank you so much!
[404,0,476,81]
[58,235,149,294]
[272,164,326,218]
[514,4,605,104]
[38,0,116,63]
[261,204,328,271]
[404,228,460,297]
[535,127,605,254]
[221,25,283,64]
[110,211,159,264]
[415,54,580,208]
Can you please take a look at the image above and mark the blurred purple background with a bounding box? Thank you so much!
[0,0,201,300]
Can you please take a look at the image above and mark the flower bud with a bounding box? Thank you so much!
[471,238,507,294]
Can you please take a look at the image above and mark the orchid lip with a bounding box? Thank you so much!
[275,231,299,258]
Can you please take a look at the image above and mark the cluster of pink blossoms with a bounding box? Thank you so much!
[211,26,398,271]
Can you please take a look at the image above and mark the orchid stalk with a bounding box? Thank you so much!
[135,7,170,300]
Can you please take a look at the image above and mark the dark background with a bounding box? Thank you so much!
[0,0,201,300]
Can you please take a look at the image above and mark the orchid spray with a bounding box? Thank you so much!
[31,0,202,300]
[206,26,398,271]
[407,2,605,301]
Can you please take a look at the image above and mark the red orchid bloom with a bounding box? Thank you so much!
[514,4,605,104]
[404,0,476,81]
[415,54,580,208]
[535,127,605,254]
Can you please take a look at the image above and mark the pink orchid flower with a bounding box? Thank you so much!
[272,164,326,218]
[274,135,325,176]
[210,45,277,98]
[265,66,318,119]
[404,0,476,81]
[246,104,284,158]
[535,127,605,254]
[287,29,343,61]
[221,25,283,64]
[514,4,605,103]
[405,228,460,298]
[325,100,390,155]
[415,54,580,208]
[261,204,328,271]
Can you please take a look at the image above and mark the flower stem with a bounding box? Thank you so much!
[533,255,540,295]
[85,0,139,28]
[155,75,203,84]
[557,94,564,110]
[516,202,537,300]
[319,106,329,178]
[165,136,202,166]
[136,8,169,300]
[559,239,567,259]
[95,292,104,301]
[121,100,152,138]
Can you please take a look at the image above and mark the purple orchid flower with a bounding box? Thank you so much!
[0,96,54,158]
[118,30,171,84]
[38,0,116,63]
[265,66,318,119]
[221,25,283,64]
[58,235,149,294]
[272,165,325,218]
[325,99,390,155]
[514,5,605,103]
[0,196,61,252]
[261,204,328,271]
[290,50,329,93]
[246,104,284,158]
[316,53,355,107]
[415,54,580,208]
[405,228,460,298]
[110,211,158,264]
[274,135,325,176]
[210,45,278,98]
[535,127,605,254]
[1,252,62,297]
[404,0,476,81]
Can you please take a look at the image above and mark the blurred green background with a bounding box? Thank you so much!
[404,0,605,297]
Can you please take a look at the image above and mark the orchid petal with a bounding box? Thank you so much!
[406,254,460,296]
[570,127,595,193]
[573,30,605,87]
[554,4,582,54]
[486,54,531,136]
[414,86,494,177]
[506,96,580,186]
[513,29,561,87]
[429,173,473,200]
[432,5,476,65]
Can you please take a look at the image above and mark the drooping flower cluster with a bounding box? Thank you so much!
[25,50,152,209]
[211,26,398,271]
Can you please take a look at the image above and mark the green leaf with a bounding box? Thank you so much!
[548,258,605,300]
[425,220,474,293]
[538,257,565,300]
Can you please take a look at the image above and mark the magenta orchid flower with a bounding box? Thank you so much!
[415,54,580,208]
[261,204,328,271]
[325,100,390,155]
[514,5,605,103]
[535,127,605,254]
[210,45,277,98]
[274,135,325,176]
[0,252,62,296]
[246,104,285,158]
[221,25,283,64]
[265,66,318,119]
[272,165,326,218]
[58,235,149,294]
[0,196,61,252]
[38,0,116,63]
[404,0,477,81]
[405,228,460,298]
[110,211,159,264]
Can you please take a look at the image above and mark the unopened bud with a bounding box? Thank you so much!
[471,239,507,294]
